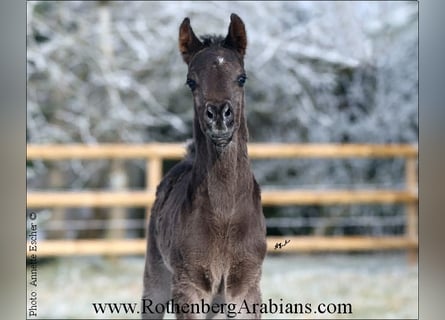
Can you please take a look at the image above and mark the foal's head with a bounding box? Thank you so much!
[179,14,248,151]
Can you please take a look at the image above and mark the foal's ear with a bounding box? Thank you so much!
[179,17,203,64]
[224,13,247,57]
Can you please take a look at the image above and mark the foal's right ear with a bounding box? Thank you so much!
[179,17,203,64]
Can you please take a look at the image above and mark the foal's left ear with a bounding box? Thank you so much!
[224,13,247,57]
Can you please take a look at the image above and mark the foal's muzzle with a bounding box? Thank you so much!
[204,101,235,149]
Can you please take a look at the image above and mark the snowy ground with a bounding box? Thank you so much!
[29,253,417,319]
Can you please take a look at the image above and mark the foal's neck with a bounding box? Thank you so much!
[193,112,252,213]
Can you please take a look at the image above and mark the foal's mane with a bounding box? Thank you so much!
[200,35,226,48]
[199,34,243,55]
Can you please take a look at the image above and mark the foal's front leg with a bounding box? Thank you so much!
[226,284,263,319]
[141,238,172,319]
[171,273,213,320]
[226,260,264,320]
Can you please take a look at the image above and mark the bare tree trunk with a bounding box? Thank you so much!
[97,2,129,242]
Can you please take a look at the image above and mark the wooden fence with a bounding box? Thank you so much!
[26,143,418,258]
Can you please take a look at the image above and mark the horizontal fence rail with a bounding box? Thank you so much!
[26,189,417,208]
[26,143,418,258]
[30,237,419,257]
[27,143,418,159]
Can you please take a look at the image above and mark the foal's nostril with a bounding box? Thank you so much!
[206,106,214,120]
[224,107,231,118]
[222,103,232,119]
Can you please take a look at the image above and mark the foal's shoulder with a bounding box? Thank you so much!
[156,159,192,196]
[151,158,193,215]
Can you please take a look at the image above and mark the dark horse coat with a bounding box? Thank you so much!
[142,14,267,319]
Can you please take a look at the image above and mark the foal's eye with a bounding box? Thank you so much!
[186,78,197,91]
[237,74,247,87]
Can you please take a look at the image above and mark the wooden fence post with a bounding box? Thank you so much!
[405,157,418,264]
[106,159,128,241]
[48,167,66,239]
